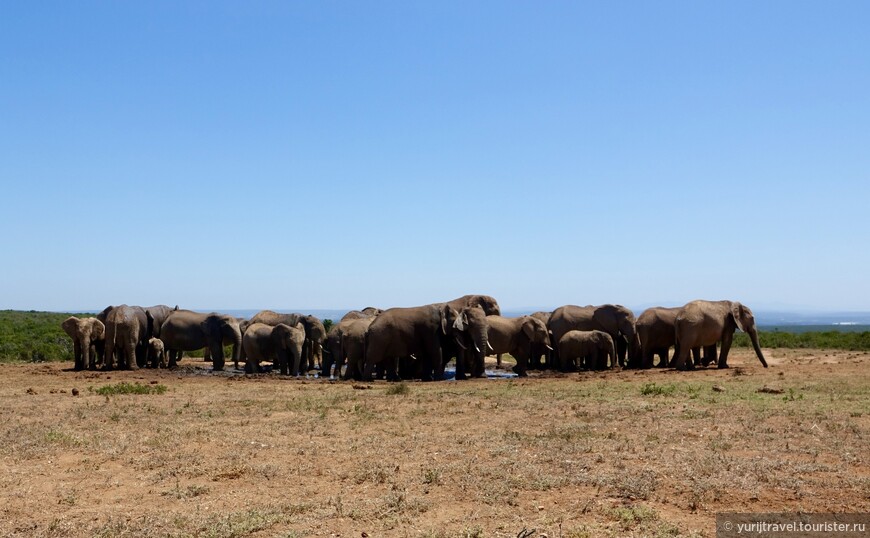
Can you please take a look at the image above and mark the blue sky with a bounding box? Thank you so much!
[1,1,868,312]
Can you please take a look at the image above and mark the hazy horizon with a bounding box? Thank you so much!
[2,2,868,312]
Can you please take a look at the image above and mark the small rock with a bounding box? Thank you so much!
[72,388,80,396]
[712,385,725,392]
[537,505,545,511]
[361,533,368,538]
[757,386,784,394]
[26,388,36,395]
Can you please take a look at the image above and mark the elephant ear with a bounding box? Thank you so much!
[730,302,748,332]
[61,317,78,338]
[521,318,536,340]
[91,319,106,339]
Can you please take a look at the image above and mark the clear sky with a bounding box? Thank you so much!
[1,1,868,312]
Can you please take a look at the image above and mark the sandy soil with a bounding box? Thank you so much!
[0,348,867,537]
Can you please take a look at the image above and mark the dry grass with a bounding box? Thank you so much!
[0,348,867,537]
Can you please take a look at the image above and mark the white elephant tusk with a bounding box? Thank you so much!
[475,345,481,353]
[546,345,554,351]
[487,342,494,352]
[410,354,417,360]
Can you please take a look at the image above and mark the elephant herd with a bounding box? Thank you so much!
[61,296,768,380]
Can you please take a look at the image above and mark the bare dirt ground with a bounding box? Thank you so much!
[0,348,867,537]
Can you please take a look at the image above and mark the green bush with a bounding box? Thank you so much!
[733,330,870,351]
[0,310,81,362]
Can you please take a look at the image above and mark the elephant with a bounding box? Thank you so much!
[103,305,148,370]
[99,304,177,369]
[320,316,377,379]
[363,303,469,381]
[444,295,501,316]
[340,316,377,380]
[485,315,552,376]
[242,322,305,375]
[157,310,242,370]
[637,307,717,369]
[340,307,382,321]
[558,330,616,371]
[446,306,490,380]
[322,322,344,378]
[673,300,768,371]
[147,337,167,368]
[526,311,553,370]
[249,311,326,372]
[548,304,639,370]
[61,316,105,370]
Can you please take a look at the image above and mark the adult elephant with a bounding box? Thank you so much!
[249,311,326,372]
[103,305,149,370]
[340,307,382,321]
[672,300,768,371]
[548,304,640,370]
[99,304,177,369]
[447,306,490,380]
[363,303,468,381]
[242,322,305,375]
[61,316,105,370]
[637,307,716,369]
[444,295,501,316]
[558,330,616,371]
[527,311,553,370]
[157,310,242,370]
[340,316,377,380]
[320,316,377,379]
[485,315,552,376]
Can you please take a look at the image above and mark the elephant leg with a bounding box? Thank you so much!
[672,340,693,371]
[690,347,701,368]
[125,339,139,370]
[496,353,502,367]
[703,345,717,367]
[718,331,734,368]
[73,340,84,371]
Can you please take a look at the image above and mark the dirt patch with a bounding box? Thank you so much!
[0,349,867,537]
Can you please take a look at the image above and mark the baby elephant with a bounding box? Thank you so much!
[148,337,167,368]
[558,330,616,371]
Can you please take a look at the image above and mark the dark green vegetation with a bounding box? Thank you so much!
[2,311,870,364]
[734,329,870,351]
[0,310,80,362]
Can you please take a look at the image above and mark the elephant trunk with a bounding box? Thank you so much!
[749,329,768,368]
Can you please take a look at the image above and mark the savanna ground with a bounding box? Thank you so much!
[1,349,867,537]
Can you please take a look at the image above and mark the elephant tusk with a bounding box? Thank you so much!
[487,342,494,352]
[454,336,467,350]
[475,345,481,353]
[546,345,554,351]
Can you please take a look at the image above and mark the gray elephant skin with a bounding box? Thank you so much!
[548,304,639,370]
[525,311,553,370]
[157,310,242,370]
[673,300,767,370]
[242,322,306,375]
[99,304,177,370]
[364,303,469,381]
[445,295,501,317]
[637,306,716,369]
[340,316,377,380]
[558,330,616,371]
[249,311,326,372]
[447,306,490,380]
[61,316,105,370]
[485,314,551,376]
